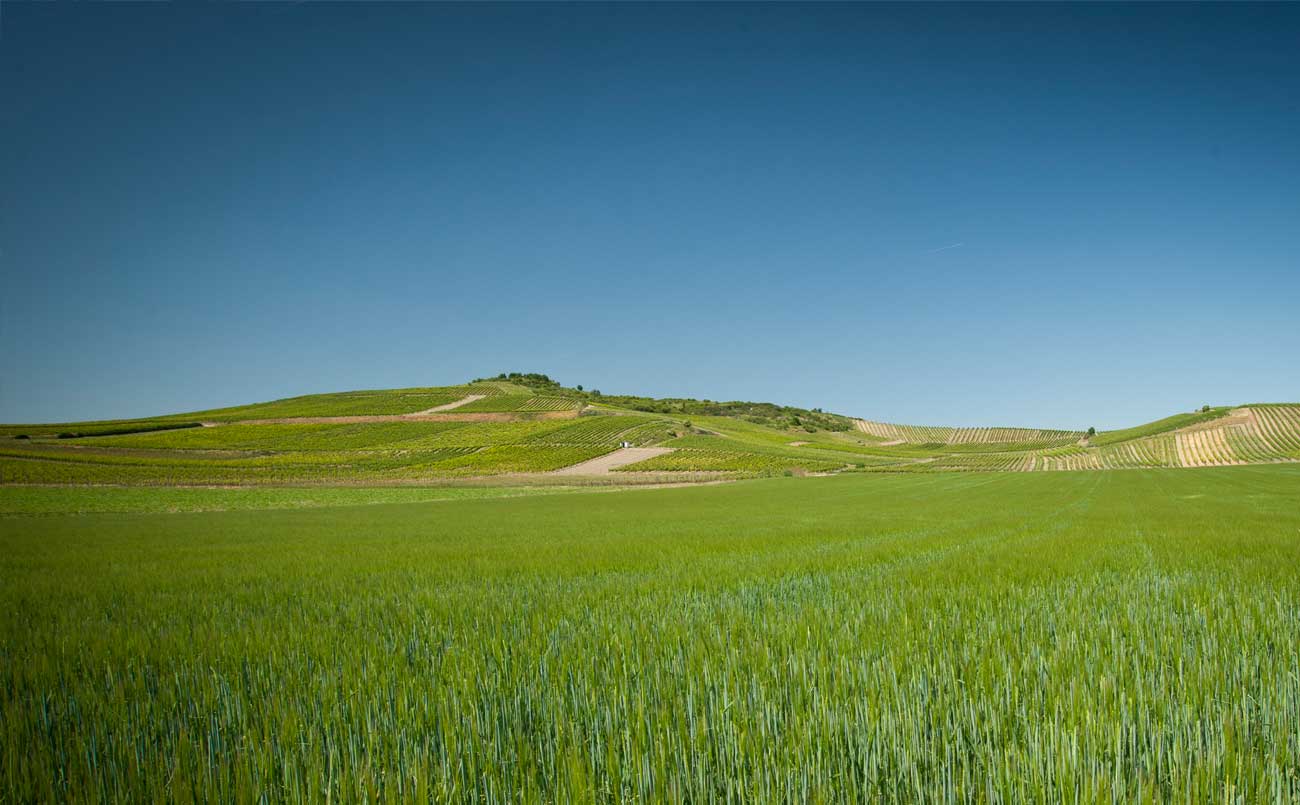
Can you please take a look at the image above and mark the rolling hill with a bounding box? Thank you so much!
[2,373,1298,486]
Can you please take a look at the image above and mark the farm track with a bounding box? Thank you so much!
[552,447,675,475]
[410,394,487,414]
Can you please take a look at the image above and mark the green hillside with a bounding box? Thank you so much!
[2,374,1298,486]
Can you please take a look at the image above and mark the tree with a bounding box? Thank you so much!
[576,385,583,391]
[1201,405,1210,413]
[1087,426,1096,437]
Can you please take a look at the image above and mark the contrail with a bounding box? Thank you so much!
[926,242,964,254]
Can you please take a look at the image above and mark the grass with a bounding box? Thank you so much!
[3,466,1298,801]
[0,484,617,515]
[618,447,844,473]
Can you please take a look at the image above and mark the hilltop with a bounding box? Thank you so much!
[2,373,1297,486]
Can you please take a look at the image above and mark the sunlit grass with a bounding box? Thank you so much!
[2,466,1298,800]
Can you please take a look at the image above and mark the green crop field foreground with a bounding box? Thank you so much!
[3,466,1300,802]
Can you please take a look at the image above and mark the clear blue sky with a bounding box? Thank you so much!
[2,3,1297,429]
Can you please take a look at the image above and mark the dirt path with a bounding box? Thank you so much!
[552,447,674,475]
[410,394,486,414]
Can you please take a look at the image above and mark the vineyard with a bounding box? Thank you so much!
[0,404,705,484]
[855,419,1083,448]
[1,379,1299,483]
[847,405,1300,473]
[176,385,503,421]
[454,395,583,414]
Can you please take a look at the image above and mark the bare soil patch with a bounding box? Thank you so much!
[553,447,674,475]
[1178,409,1249,434]
[410,394,486,414]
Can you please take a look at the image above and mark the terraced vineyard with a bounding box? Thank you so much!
[855,419,1083,448]
[851,405,1300,473]
[455,395,582,414]
[2,379,1298,483]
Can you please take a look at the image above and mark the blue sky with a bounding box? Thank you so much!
[2,3,1297,429]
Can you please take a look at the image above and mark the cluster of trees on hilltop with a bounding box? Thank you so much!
[473,372,854,433]
[474,372,566,392]
[591,395,855,433]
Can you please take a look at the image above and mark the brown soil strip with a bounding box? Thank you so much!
[552,447,674,475]
[410,394,486,414]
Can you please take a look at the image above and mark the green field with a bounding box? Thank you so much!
[3,467,1299,801]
